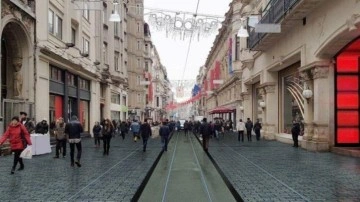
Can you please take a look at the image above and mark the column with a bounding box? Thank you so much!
[263,83,277,140]
[241,92,251,120]
[299,70,314,142]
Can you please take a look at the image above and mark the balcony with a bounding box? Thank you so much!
[248,0,325,51]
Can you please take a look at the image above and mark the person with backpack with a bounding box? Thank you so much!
[254,119,262,141]
[199,118,212,152]
[54,117,67,158]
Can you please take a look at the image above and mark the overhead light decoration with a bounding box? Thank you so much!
[146,9,223,41]
[109,0,121,22]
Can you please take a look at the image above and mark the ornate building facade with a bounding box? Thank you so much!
[199,0,360,151]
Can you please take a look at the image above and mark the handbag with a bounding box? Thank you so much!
[20,146,32,159]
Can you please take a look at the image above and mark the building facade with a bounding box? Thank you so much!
[127,0,146,121]
[200,0,360,151]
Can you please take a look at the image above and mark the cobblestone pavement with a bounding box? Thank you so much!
[0,134,163,201]
[207,133,360,201]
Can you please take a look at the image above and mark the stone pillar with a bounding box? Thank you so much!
[262,83,277,140]
[241,92,251,120]
[300,61,331,151]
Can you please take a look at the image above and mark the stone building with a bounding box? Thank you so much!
[200,0,360,151]
[0,0,134,134]
[126,0,146,121]
[0,0,36,133]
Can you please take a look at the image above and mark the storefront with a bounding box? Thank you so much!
[49,65,91,131]
[335,38,360,146]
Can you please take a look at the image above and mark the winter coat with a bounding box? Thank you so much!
[93,125,102,137]
[65,120,83,139]
[159,125,170,137]
[0,123,32,150]
[245,120,253,131]
[54,123,67,140]
[35,121,49,134]
[236,121,245,131]
[120,122,128,132]
[130,122,140,133]
[22,118,35,134]
[254,122,262,132]
[102,125,113,137]
[291,123,301,135]
[199,122,212,138]
[140,123,152,138]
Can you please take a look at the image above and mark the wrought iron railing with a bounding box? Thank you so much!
[248,0,300,49]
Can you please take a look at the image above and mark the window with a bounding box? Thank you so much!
[71,28,76,45]
[103,43,108,64]
[114,22,119,36]
[156,85,159,92]
[235,35,240,60]
[83,37,90,54]
[122,96,127,106]
[120,53,123,73]
[83,3,89,20]
[114,52,119,71]
[137,76,141,85]
[111,111,120,121]
[145,44,148,52]
[137,40,140,50]
[111,92,120,104]
[156,96,159,107]
[137,94,141,103]
[103,5,107,24]
[136,4,141,14]
[137,58,141,68]
[50,66,64,82]
[67,73,76,86]
[79,78,90,90]
[48,9,62,39]
[137,23,140,32]
[145,62,149,71]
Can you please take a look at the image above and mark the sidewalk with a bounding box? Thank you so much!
[0,135,163,201]
[140,133,236,202]
[207,133,360,201]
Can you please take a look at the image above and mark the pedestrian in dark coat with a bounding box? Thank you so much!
[54,117,67,158]
[159,121,170,151]
[102,119,113,156]
[0,116,32,174]
[20,112,35,134]
[254,119,262,141]
[140,118,152,152]
[245,118,253,141]
[291,120,301,147]
[92,122,102,147]
[199,118,212,152]
[65,115,83,167]
[120,121,128,140]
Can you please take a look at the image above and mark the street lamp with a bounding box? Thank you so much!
[259,101,266,109]
[302,89,313,103]
[109,0,121,22]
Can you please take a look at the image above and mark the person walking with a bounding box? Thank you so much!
[291,120,301,147]
[20,112,35,134]
[102,119,114,155]
[236,119,246,142]
[184,120,189,136]
[0,116,32,174]
[159,121,170,151]
[92,122,102,148]
[65,115,83,167]
[140,118,152,152]
[254,119,262,141]
[199,118,212,152]
[245,118,253,142]
[120,121,128,140]
[130,120,141,142]
[54,117,67,158]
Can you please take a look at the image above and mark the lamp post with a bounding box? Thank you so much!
[302,89,313,103]
[109,0,121,22]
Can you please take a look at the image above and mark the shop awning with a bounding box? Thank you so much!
[209,106,235,114]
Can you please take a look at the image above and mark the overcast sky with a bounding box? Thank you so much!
[144,0,232,83]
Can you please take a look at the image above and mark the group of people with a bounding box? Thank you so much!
[236,118,262,142]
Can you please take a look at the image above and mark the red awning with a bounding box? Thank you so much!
[209,106,235,114]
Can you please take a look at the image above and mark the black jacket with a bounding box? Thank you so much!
[102,125,113,137]
[65,120,83,139]
[291,123,300,135]
[93,125,102,136]
[35,121,49,134]
[140,123,152,138]
[245,121,253,131]
[159,125,170,137]
[254,122,262,132]
[199,122,212,137]
[22,118,35,134]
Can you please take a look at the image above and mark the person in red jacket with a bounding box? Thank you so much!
[0,116,32,174]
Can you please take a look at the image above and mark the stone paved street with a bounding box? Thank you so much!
[206,133,360,201]
[0,134,162,202]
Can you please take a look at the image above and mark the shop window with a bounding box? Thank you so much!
[111,92,120,104]
[50,66,64,82]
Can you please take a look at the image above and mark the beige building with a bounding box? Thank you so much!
[200,0,360,151]
[0,0,136,134]
[127,0,146,121]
